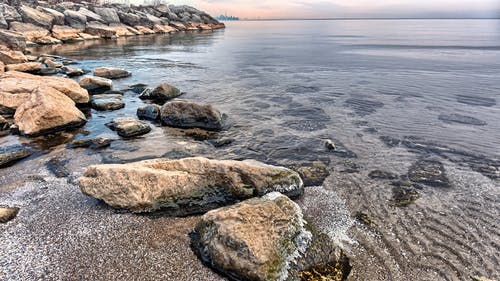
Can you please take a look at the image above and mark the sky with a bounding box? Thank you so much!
[135,0,500,19]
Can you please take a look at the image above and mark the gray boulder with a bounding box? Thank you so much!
[0,4,22,24]
[105,117,151,138]
[160,101,223,131]
[18,5,54,30]
[78,7,104,23]
[93,7,120,24]
[85,21,116,38]
[91,94,124,111]
[137,104,161,121]
[0,29,26,51]
[64,10,87,30]
[148,82,182,103]
[37,7,65,25]
[117,11,141,27]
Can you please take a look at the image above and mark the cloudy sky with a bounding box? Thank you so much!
[136,0,500,19]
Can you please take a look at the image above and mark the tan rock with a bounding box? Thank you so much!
[37,6,65,25]
[109,23,141,36]
[0,50,27,65]
[0,207,19,223]
[44,58,63,68]
[51,25,83,42]
[79,75,112,94]
[79,157,304,214]
[9,21,50,42]
[5,62,42,73]
[0,71,89,104]
[135,26,155,34]
[14,86,87,136]
[0,92,31,117]
[78,32,100,40]
[18,5,54,30]
[0,61,4,73]
[93,67,131,79]
[85,22,117,39]
[33,35,61,45]
[0,29,27,52]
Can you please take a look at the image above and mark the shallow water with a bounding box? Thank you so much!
[1,19,500,280]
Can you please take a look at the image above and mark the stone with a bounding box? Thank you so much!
[78,32,99,40]
[391,187,420,207]
[51,25,83,42]
[143,82,182,103]
[14,86,87,136]
[0,115,7,130]
[85,21,117,38]
[62,66,84,77]
[0,4,22,24]
[79,76,112,94]
[191,192,345,281]
[134,25,155,34]
[117,11,141,27]
[408,159,451,188]
[109,23,141,36]
[105,117,151,138]
[0,50,27,65]
[137,104,161,121]
[90,94,124,111]
[93,67,131,79]
[70,137,113,149]
[37,6,65,25]
[0,145,37,168]
[18,5,54,30]
[93,7,120,24]
[0,71,89,104]
[5,62,42,73]
[78,7,104,23]
[294,161,330,186]
[79,157,303,214]
[0,207,19,223]
[44,58,63,68]
[64,10,87,30]
[0,29,26,52]
[0,61,3,73]
[368,170,399,180]
[160,101,223,131]
[325,139,336,150]
[0,91,30,117]
[438,113,487,126]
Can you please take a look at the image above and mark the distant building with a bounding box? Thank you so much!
[216,14,239,21]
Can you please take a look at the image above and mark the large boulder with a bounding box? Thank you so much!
[160,101,223,131]
[192,192,351,281]
[0,50,26,64]
[85,21,116,38]
[109,23,142,36]
[14,86,87,136]
[18,5,54,30]
[93,67,131,79]
[78,7,104,23]
[79,75,112,94]
[64,10,87,30]
[37,6,65,25]
[105,117,151,138]
[0,29,26,52]
[0,92,30,116]
[78,157,304,214]
[5,62,42,73]
[93,7,120,24]
[0,4,22,24]
[8,22,55,44]
[0,71,89,104]
[117,11,141,27]
[51,25,83,42]
[141,82,181,103]
[0,13,7,29]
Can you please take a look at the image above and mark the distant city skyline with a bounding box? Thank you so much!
[128,0,500,19]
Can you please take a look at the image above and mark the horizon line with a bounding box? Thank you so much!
[222,17,500,21]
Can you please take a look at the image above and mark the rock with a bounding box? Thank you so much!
[0,91,30,117]
[78,7,104,23]
[79,75,112,94]
[109,23,141,36]
[134,25,155,34]
[93,67,131,79]
[70,137,113,149]
[160,101,223,131]
[9,21,50,42]
[38,67,61,76]
[93,7,120,24]
[129,83,149,94]
[0,207,19,223]
[64,10,87,30]
[62,66,84,77]
[51,25,83,42]
[137,104,161,121]
[294,161,330,186]
[14,86,87,136]
[0,15,6,29]
[391,187,420,207]
[0,29,26,52]
[46,157,71,178]
[18,5,54,30]
[0,115,8,130]
[408,159,451,188]
[117,11,141,27]
[44,58,63,68]
[5,62,42,73]
[144,82,182,103]
[191,192,348,281]
[0,4,22,24]
[0,145,37,167]
[325,139,336,150]
[79,157,304,214]
[438,113,487,126]
[368,170,399,180]
[85,21,117,38]
[105,117,151,138]
[0,71,89,104]
[0,61,3,73]
[78,32,99,40]
[0,50,27,65]
[90,94,124,111]
[37,7,65,25]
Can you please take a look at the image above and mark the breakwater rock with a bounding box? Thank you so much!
[0,1,225,51]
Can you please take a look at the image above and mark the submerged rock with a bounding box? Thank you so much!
[90,94,124,111]
[79,157,304,214]
[0,145,37,168]
[69,137,113,149]
[390,187,420,207]
[294,161,330,186]
[192,192,351,281]
[0,207,19,223]
[79,75,112,94]
[93,67,131,79]
[160,101,223,131]
[105,117,151,138]
[136,104,161,121]
[368,170,398,180]
[408,159,451,188]
[438,113,486,126]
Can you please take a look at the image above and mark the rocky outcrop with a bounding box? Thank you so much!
[0,71,89,104]
[160,101,224,131]
[105,117,151,138]
[14,86,87,136]
[93,67,131,79]
[191,192,351,281]
[79,157,304,214]
[79,75,112,94]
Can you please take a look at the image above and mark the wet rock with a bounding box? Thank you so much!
[85,21,117,38]
[79,76,112,94]
[380,135,401,147]
[18,5,54,30]
[0,71,89,104]
[325,139,336,150]
[368,170,398,180]
[69,137,113,149]
[438,113,486,126]
[183,128,216,141]
[192,192,350,281]
[93,67,131,79]
[5,62,42,73]
[408,159,451,188]
[0,49,27,64]
[391,187,420,207]
[294,161,330,186]
[456,95,496,107]
[146,82,182,103]
[344,98,384,116]
[355,211,377,228]
[208,138,234,148]
[90,94,124,111]
[63,10,87,30]
[160,101,223,131]
[128,83,149,94]
[62,66,84,77]
[137,104,161,121]
[105,117,151,138]
[14,86,87,136]
[0,145,37,168]
[0,115,9,130]
[44,58,63,68]
[0,207,19,223]
[79,157,304,214]
[46,157,70,178]
[0,29,26,52]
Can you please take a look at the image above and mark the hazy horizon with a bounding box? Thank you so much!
[130,0,500,19]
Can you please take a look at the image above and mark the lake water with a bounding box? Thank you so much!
[3,19,500,280]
